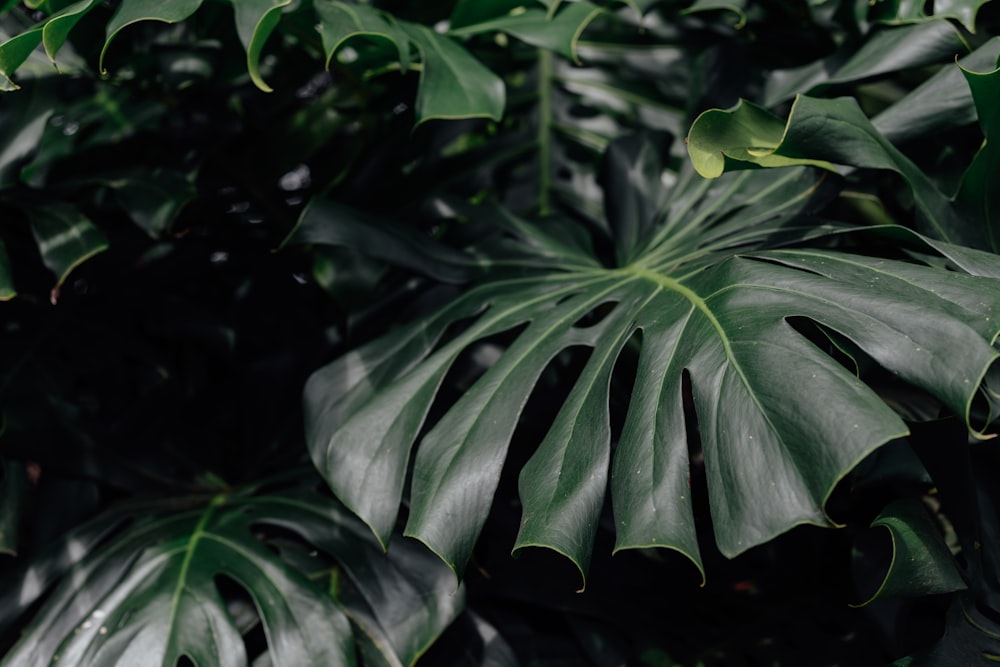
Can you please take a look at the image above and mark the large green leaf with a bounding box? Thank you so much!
[303,141,1000,582]
[0,481,464,667]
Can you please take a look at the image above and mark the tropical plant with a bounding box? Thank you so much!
[0,0,998,665]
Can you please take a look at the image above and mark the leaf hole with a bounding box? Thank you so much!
[430,306,491,356]
[214,574,266,661]
[785,317,860,375]
[681,370,710,529]
[503,344,596,500]
[571,301,618,329]
[609,329,642,451]
[419,323,531,441]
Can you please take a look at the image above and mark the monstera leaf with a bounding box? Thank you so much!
[299,134,1000,585]
[0,476,464,667]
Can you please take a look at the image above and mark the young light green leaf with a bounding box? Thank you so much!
[400,23,505,125]
[100,0,205,74]
[229,0,295,93]
[687,95,978,248]
[685,98,834,177]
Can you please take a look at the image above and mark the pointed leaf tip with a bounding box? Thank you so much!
[100,0,205,75]
[230,0,295,93]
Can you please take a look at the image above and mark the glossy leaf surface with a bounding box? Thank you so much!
[856,498,966,606]
[0,0,99,88]
[315,1,411,69]
[230,0,294,93]
[100,0,205,73]
[401,23,505,125]
[303,150,1000,582]
[0,482,463,667]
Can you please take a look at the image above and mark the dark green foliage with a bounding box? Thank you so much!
[1,0,999,665]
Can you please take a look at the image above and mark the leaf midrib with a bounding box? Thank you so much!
[166,494,226,655]
[627,266,789,468]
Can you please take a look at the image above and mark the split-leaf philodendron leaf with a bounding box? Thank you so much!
[0,481,464,667]
[300,137,1000,585]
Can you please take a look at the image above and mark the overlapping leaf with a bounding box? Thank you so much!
[0,481,464,667]
[763,21,968,106]
[0,0,99,89]
[302,139,1000,584]
[869,0,991,32]
[854,498,967,606]
[686,94,989,248]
